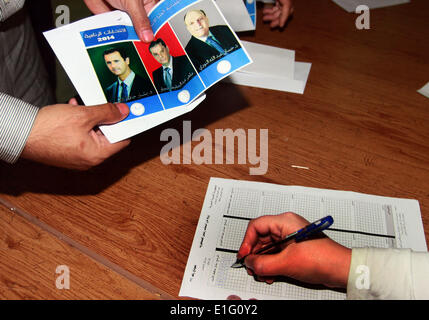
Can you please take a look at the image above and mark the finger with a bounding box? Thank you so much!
[90,130,131,158]
[238,220,268,259]
[262,7,278,15]
[238,217,283,262]
[101,137,131,157]
[244,252,289,277]
[255,275,275,284]
[68,98,79,106]
[237,241,252,259]
[83,0,112,14]
[246,267,254,276]
[262,10,281,22]
[263,3,275,11]
[270,20,280,29]
[262,7,279,18]
[279,2,294,28]
[86,103,129,127]
[123,0,154,42]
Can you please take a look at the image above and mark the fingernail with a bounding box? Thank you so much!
[140,29,154,42]
[116,103,129,116]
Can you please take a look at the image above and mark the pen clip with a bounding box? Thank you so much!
[295,215,333,242]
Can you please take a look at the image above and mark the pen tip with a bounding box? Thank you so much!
[231,260,244,268]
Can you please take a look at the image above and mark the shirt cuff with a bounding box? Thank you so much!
[410,251,429,299]
[0,0,26,22]
[346,247,413,299]
[0,93,39,164]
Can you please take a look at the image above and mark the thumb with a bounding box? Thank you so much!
[86,103,129,127]
[124,0,154,42]
[279,1,293,28]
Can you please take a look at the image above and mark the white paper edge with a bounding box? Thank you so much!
[99,94,206,143]
[226,61,311,94]
[417,82,429,99]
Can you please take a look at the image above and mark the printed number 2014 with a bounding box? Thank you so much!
[98,35,115,42]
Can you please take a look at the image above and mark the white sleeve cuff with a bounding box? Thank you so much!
[347,247,416,299]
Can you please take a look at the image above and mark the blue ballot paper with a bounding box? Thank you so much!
[244,0,257,26]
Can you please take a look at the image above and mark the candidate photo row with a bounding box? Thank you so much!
[87,0,242,105]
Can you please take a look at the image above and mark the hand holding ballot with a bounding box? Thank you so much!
[83,0,159,42]
[237,212,351,289]
[44,0,252,144]
[21,102,131,170]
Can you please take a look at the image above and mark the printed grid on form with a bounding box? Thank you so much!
[211,186,397,299]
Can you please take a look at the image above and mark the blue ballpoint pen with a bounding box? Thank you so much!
[231,215,334,268]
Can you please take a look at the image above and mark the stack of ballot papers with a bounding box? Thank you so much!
[332,0,410,12]
[44,0,253,143]
[418,82,429,99]
[226,41,312,94]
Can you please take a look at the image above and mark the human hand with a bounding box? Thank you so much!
[237,212,351,288]
[262,0,294,29]
[21,102,131,170]
[83,0,158,42]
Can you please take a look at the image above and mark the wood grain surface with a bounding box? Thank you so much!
[0,204,160,299]
[0,0,428,299]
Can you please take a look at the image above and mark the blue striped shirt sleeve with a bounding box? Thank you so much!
[0,93,39,163]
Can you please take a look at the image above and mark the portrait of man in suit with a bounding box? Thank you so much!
[148,38,196,93]
[183,9,240,71]
[103,47,155,103]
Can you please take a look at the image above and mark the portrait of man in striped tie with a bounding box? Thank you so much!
[103,47,155,103]
[148,38,196,93]
[183,9,241,72]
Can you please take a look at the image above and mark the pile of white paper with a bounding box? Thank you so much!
[226,41,312,94]
[332,0,410,12]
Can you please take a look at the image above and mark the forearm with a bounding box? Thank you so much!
[0,0,25,21]
[0,93,39,163]
[347,248,429,299]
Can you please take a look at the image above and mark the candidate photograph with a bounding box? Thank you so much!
[148,38,196,93]
[87,42,156,104]
[169,0,241,72]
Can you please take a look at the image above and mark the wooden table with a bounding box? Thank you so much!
[1,0,428,299]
